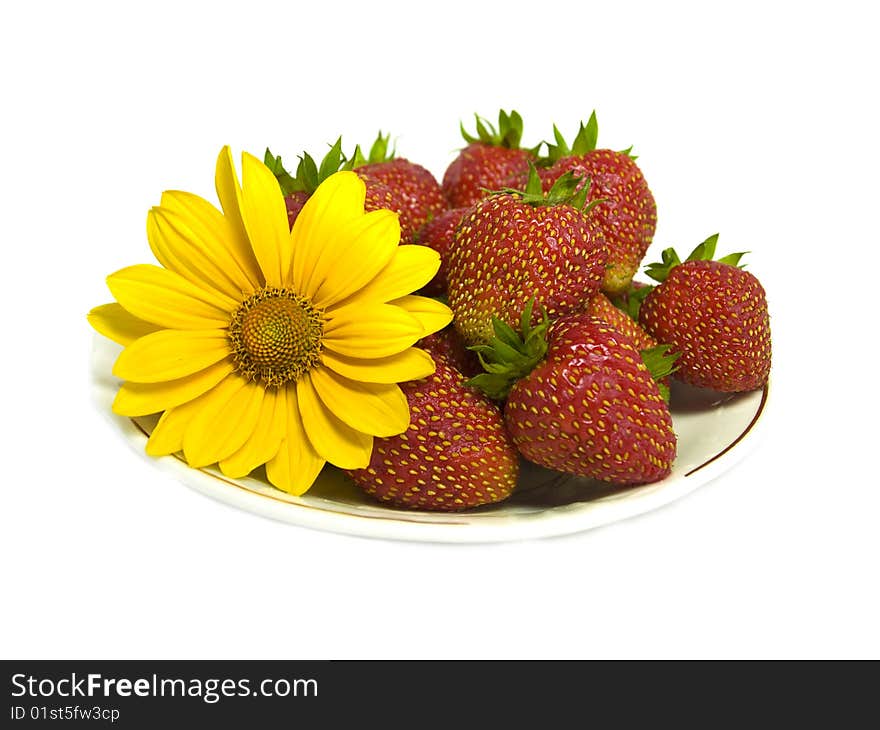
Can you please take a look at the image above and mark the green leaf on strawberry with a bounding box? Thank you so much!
[348,131,396,169]
[546,111,599,162]
[610,281,654,320]
[645,233,749,283]
[466,298,550,400]
[640,344,681,402]
[543,111,635,165]
[263,149,299,196]
[494,163,596,211]
[717,251,748,267]
[265,137,347,195]
[462,109,525,149]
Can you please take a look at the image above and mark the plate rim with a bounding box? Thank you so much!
[107,378,769,543]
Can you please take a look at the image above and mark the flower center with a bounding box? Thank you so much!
[228,287,324,387]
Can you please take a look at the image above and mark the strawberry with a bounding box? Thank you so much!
[283,191,310,225]
[363,180,421,244]
[582,292,679,401]
[469,302,677,486]
[416,206,469,296]
[533,112,657,295]
[350,132,448,239]
[264,138,424,243]
[446,166,608,345]
[441,110,537,208]
[418,325,482,379]
[346,360,519,511]
[584,290,657,352]
[637,234,771,393]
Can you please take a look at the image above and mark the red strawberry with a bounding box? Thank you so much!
[583,291,678,401]
[362,180,420,244]
[352,132,447,238]
[441,110,537,208]
[347,360,519,511]
[584,290,657,352]
[418,325,482,379]
[416,206,469,296]
[447,167,607,345]
[283,191,309,226]
[469,304,677,486]
[638,235,771,393]
[533,112,657,295]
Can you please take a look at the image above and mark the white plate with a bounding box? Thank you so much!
[91,336,768,543]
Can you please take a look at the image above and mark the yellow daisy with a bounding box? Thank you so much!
[88,146,452,495]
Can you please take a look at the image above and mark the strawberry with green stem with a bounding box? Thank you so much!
[638,234,771,393]
[447,165,608,345]
[265,136,434,243]
[441,109,538,208]
[534,111,657,295]
[349,131,448,239]
[469,300,677,486]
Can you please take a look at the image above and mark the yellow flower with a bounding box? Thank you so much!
[89,147,452,495]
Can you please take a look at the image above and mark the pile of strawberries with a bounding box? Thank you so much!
[267,110,772,512]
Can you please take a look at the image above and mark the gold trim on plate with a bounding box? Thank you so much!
[684,383,769,477]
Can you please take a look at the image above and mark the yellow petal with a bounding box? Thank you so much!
[391,295,453,336]
[107,264,234,329]
[289,171,366,293]
[320,347,435,384]
[183,376,264,468]
[160,189,262,291]
[214,146,251,269]
[265,387,326,495]
[112,359,234,416]
[148,204,250,300]
[87,303,161,346]
[239,152,292,287]
[309,366,410,437]
[113,329,230,383]
[145,387,217,456]
[338,244,440,305]
[307,209,401,308]
[219,387,287,478]
[323,302,423,359]
[295,373,374,469]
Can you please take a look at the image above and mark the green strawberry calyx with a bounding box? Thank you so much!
[545,111,598,163]
[640,344,680,402]
[460,109,540,153]
[466,298,550,401]
[347,131,396,169]
[644,233,749,283]
[610,281,654,321]
[495,163,604,212]
[264,137,347,196]
[541,110,636,165]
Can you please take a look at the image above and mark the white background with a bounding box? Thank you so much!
[2,0,877,659]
